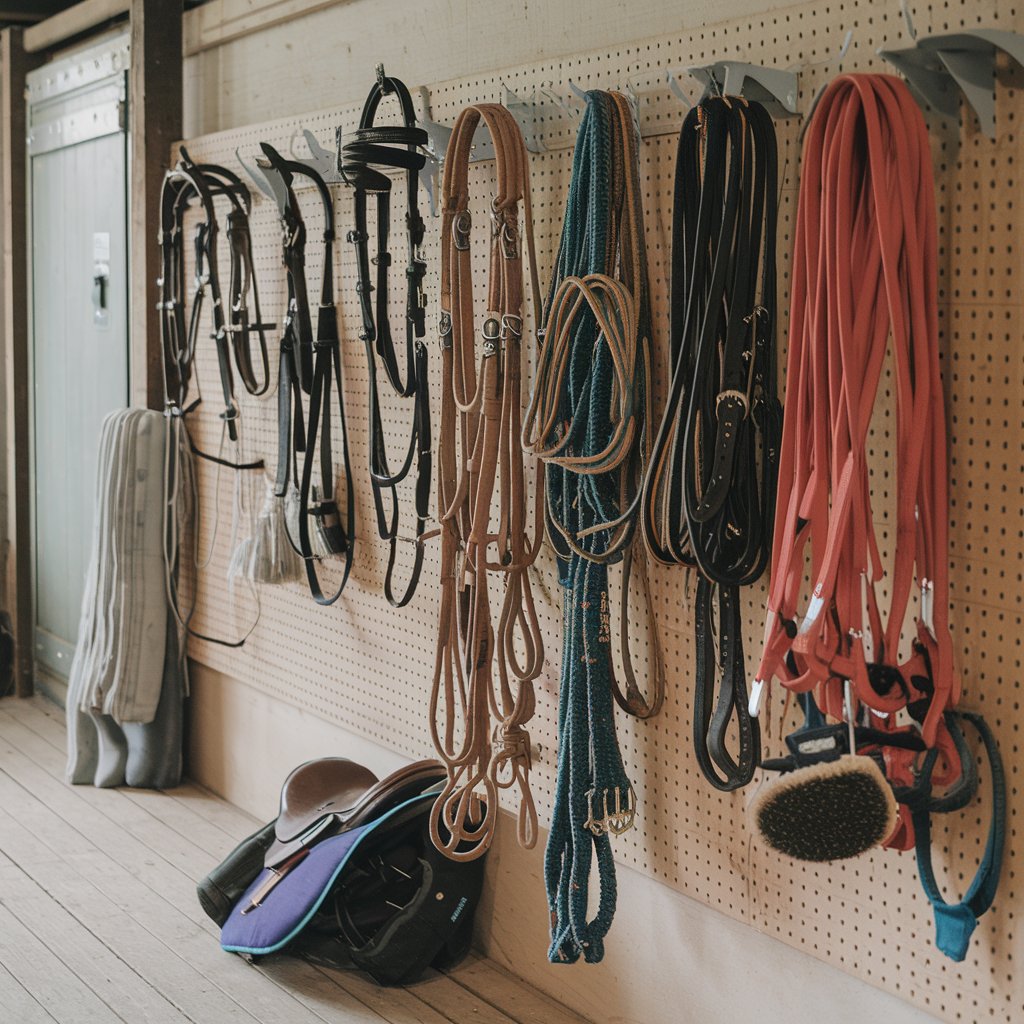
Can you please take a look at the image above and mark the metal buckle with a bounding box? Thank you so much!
[500,313,523,339]
[500,222,518,260]
[715,388,749,419]
[453,210,472,251]
[583,786,636,836]
[482,317,500,356]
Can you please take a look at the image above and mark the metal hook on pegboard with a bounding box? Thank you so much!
[414,80,547,215]
[797,30,854,142]
[289,127,346,185]
[235,146,283,205]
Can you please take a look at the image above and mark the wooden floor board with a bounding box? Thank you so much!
[0,955,59,1024]
[0,696,590,1024]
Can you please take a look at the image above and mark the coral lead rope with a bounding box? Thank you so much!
[640,97,781,790]
[752,74,1004,958]
[429,104,544,863]
[341,68,431,608]
[753,74,954,738]
[523,90,663,965]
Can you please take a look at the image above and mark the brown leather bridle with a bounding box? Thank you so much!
[428,103,544,861]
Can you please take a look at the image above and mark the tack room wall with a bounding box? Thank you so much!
[179,2,1020,1023]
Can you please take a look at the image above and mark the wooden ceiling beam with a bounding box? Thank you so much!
[23,0,129,53]
[0,3,76,23]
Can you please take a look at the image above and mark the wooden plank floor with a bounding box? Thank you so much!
[0,695,589,1024]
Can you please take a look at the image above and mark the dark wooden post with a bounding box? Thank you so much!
[1,28,42,697]
[129,0,183,411]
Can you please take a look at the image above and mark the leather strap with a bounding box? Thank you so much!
[157,148,267,650]
[428,103,544,863]
[640,97,781,790]
[341,71,432,608]
[158,149,272,442]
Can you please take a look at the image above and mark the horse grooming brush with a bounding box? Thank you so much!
[751,688,898,862]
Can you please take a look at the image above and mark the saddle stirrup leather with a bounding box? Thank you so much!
[340,65,432,608]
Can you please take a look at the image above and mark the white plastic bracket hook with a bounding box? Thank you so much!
[879,27,1024,138]
[687,60,800,116]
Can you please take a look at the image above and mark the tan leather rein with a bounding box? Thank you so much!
[429,103,544,861]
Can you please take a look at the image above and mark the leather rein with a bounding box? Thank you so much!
[641,96,781,791]
[428,103,544,862]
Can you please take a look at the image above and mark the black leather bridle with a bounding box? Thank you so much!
[158,147,269,650]
[339,68,431,608]
[260,142,356,605]
[641,97,782,791]
[158,146,271,455]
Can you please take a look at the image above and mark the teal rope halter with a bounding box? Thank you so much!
[525,90,654,964]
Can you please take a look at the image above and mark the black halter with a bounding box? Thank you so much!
[340,69,431,608]
[260,143,355,606]
[158,147,272,448]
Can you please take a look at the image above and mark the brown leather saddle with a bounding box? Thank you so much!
[265,757,446,869]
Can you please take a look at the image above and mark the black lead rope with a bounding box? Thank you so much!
[340,68,431,608]
[260,143,356,606]
[641,97,782,791]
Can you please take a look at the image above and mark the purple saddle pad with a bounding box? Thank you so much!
[220,792,432,955]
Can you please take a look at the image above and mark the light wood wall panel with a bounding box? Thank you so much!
[176,2,1023,1021]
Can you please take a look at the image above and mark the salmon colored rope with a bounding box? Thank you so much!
[752,73,958,746]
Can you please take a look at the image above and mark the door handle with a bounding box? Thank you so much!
[92,260,109,325]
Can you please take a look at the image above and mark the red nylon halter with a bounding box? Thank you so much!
[752,73,958,746]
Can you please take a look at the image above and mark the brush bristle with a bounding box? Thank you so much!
[751,756,898,862]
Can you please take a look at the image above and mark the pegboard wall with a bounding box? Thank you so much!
[177,2,1023,1020]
